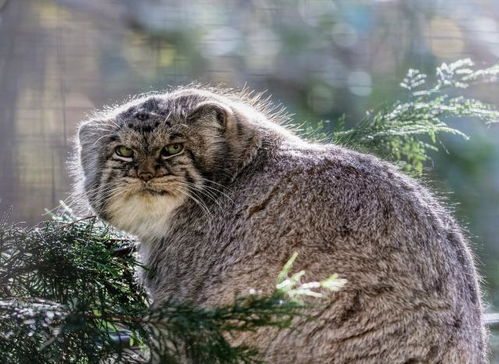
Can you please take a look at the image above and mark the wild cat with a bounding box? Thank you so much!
[73,86,485,363]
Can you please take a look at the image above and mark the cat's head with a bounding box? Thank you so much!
[73,88,268,239]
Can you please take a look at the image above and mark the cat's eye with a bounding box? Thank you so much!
[161,143,184,157]
[115,145,134,158]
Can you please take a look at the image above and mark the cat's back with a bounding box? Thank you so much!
[213,141,485,363]
[233,140,450,258]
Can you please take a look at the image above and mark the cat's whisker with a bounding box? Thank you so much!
[182,181,232,209]
[198,183,234,203]
[163,110,172,125]
[83,183,123,199]
[172,185,213,220]
[194,176,233,195]
[200,177,231,191]
[175,181,225,211]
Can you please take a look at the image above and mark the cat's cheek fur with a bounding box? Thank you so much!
[105,192,186,240]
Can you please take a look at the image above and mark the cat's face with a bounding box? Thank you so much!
[76,91,238,239]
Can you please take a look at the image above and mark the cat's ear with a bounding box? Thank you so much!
[76,119,103,172]
[77,119,109,152]
[187,101,235,130]
[78,120,99,147]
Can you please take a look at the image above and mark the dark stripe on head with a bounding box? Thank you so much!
[170,132,184,140]
[185,149,211,180]
[184,170,195,185]
[135,112,149,121]
[101,169,118,199]
[121,106,136,119]
[141,97,159,112]
[164,163,174,175]
[134,123,156,133]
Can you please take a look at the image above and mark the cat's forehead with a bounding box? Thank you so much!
[110,92,216,145]
[118,97,169,121]
[114,97,177,135]
[118,93,208,121]
[110,97,189,149]
[115,119,187,148]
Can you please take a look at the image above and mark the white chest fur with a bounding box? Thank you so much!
[106,193,185,240]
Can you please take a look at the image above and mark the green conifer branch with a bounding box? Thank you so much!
[0,213,345,363]
[328,59,499,175]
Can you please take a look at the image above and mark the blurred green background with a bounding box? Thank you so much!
[0,0,498,360]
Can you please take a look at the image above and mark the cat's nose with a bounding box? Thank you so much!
[138,171,154,182]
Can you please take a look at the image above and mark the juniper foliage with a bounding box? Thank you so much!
[1,59,499,363]
[306,59,499,175]
[0,207,344,364]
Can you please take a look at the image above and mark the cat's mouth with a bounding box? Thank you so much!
[118,177,183,199]
[143,188,170,196]
[141,184,171,196]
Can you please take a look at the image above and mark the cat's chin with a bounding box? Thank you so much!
[105,192,186,241]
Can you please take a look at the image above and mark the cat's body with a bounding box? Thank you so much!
[74,87,485,363]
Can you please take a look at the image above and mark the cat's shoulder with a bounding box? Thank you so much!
[248,141,443,218]
[266,142,413,191]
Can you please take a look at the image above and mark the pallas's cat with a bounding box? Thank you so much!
[73,87,485,363]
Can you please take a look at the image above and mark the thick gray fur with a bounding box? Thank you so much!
[73,86,485,363]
